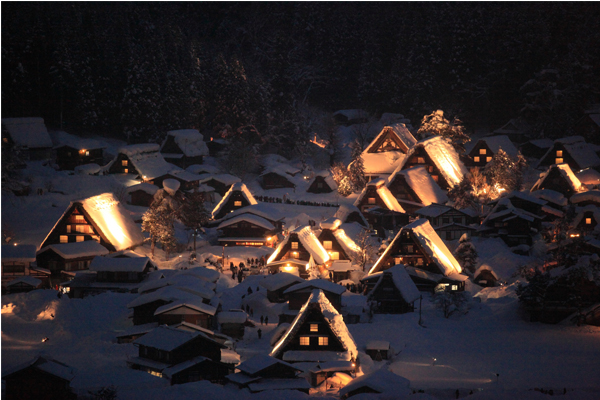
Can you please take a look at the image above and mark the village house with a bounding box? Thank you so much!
[259,168,297,190]
[226,354,310,393]
[129,325,230,385]
[365,340,391,361]
[386,165,448,213]
[398,135,468,190]
[368,219,466,292]
[1,244,49,286]
[53,134,105,170]
[154,297,217,330]
[354,178,405,214]
[160,129,209,168]
[339,368,410,400]
[211,182,258,220]
[361,123,417,180]
[334,204,369,227]
[217,213,277,247]
[519,138,554,159]
[283,279,346,312]
[3,276,43,295]
[327,260,361,283]
[198,173,241,196]
[270,289,359,372]
[466,135,519,167]
[126,182,159,207]
[473,264,500,287]
[154,169,203,192]
[307,171,337,193]
[259,272,305,303]
[217,310,250,339]
[536,136,600,172]
[1,117,53,160]
[491,117,531,144]
[570,190,600,207]
[531,189,568,222]
[415,204,478,241]
[571,205,600,236]
[106,143,170,180]
[2,355,77,400]
[531,163,583,198]
[36,241,109,277]
[365,265,420,314]
[316,218,361,263]
[266,226,329,277]
[215,205,285,232]
[362,207,409,239]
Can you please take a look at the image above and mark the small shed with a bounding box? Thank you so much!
[307,172,337,193]
[365,340,391,361]
[218,310,249,339]
[3,276,42,294]
[367,265,420,314]
[473,265,499,287]
[127,182,159,207]
[1,244,37,285]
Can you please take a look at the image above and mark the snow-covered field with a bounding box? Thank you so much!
[2,142,600,399]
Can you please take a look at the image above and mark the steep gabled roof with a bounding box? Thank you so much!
[267,226,330,265]
[134,325,224,352]
[2,355,75,381]
[270,289,357,359]
[115,144,175,180]
[334,205,369,227]
[369,264,420,303]
[259,272,305,292]
[1,117,52,149]
[37,241,110,259]
[531,163,582,193]
[364,123,417,153]
[283,279,347,295]
[388,165,448,205]
[217,214,275,231]
[154,296,217,316]
[537,137,600,171]
[354,179,405,213]
[572,205,600,229]
[211,182,257,219]
[162,129,209,157]
[469,135,518,158]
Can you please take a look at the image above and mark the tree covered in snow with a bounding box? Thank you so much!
[433,291,470,318]
[483,149,527,194]
[454,234,478,275]
[447,176,477,210]
[330,162,353,197]
[1,142,27,195]
[348,140,367,193]
[351,228,378,272]
[142,190,179,259]
[178,191,210,251]
[417,110,470,153]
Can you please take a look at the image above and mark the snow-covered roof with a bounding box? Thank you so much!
[493,118,530,135]
[162,179,180,196]
[526,138,554,149]
[268,226,330,265]
[530,189,568,207]
[538,137,600,170]
[134,325,221,351]
[401,136,468,187]
[5,276,42,287]
[311,170,338,190]
[127,285,207,308]
[388,165,448,206]
[361,152,406,175]
[370,219,462,275]
[236,354,300,376]
[474,264,499,280]
[186,164,221,175]
[1,117,52,149]
[366,340,390,350]
[332,229,362,259]
[2,244,36,261]
[217,214,275,231]
[154,296,217,316]
[89,256,152,273]
[52,131,105,150]
[473,135,518,158]
[339,368,410,398]
[283,279,346,295]
[115,322,158,338]
[364,123,417,153]
[163,129,209,157]
[531,164,582,193]
[320,218,342,230]
[576,169,600,186]
[334,204,368,226]
[74,163,102,175]
[572,205,600,229]
[270,289,357,360]
[570,190,600,205]
[37,241,109,259]
[3,356,75,382]
[354,179,405,213]
[415,203,455,218]
[198,173,241,186]
[211,182,257,219]
[115,144,175,180]
[218,310,248,324]
[259,272,305,292]
[119,143,160,156]
[327,260,360,272]
[167,169,202,183]
[126,182,159,195]
[162,356,211,378]
[79,193,145,251]
[369,264,420,303]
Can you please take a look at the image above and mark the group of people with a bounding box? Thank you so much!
[254,195,338,208]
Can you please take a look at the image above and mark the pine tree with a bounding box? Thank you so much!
[178,191,210,252]
[483,149,527,194]
[447,176,476,210]
[417,110,471,153]
[454,234,478,275]
[348,140,367,192]
[142,191,179,259]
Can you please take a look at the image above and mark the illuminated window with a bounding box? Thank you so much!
[586,218,592,224]
[394,257,402,264]
[234,201,242,207]
[291,242,299,249]
[432,175,438,182]
[92,235,100,242]
[486,157,492,162]
[323,241,332,250]
[368,197,376,205]
[330,251,339,260]
[66,225,71,233]
[85,151,90,156]
[556,158,563,164]
[428,166,434,173]
[124,168,129,174]
[60,235,68,243]
[318,337,329,346]
[452,285,458,291]
[76,236,84,242]
[300,337,310,346]
[556,150,563,157]
[480,148,486,155]
[75,215,85,222]
[76,225,87,233]
[416,258,424,266]
[310,324,318,332]
[122,160,128,166]
[292,251,299,259]
[474,156,480,162]
[417,157,425,164]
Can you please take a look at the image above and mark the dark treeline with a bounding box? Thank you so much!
[2,2,600,145]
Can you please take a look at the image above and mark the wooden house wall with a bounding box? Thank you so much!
[35,251,94,276]
[367,128,409,154]
[108,153,139,175]
[287,289,342,311]
[270,234,312,264]
[307,176,334,193]
[435,225,476,241]
[387,174,421,204]
[538,143,582,171]
[402,146,451,189]
[317,229,350,261]
[278,308,345,354]
[170,360,231,385]
[130,190,155,207]
[376,230,441,275]
[364,210,409,238]
[426,209,472,227]
[132,299,171,325]
[1,261,32,283]
[156,308,213,329]
[535,168,576,197]
[577,211,598,232]
[40,203,115,251]
[260,172,295,190]
[56,146,104,170]
[220,221,271,239]
[214,191,253,219]
[468,141,494,167]
[3,367,76,400]
[369,273,414,314]
[356,186,388,213]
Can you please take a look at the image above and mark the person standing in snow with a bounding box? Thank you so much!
[257,328,262,339]
[264,316,268,325]
[247,287,253,295]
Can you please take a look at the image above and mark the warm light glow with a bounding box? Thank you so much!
[13,243,17,246]
[570,233,580,238]
[267,236,272,241]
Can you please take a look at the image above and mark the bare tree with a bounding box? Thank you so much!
[351,228,377,272]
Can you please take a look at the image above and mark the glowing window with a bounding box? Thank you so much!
[85,151,90,156]
[368,197,376,204]
[66,225,71,233]
[234,201,242,207]
[417,157,425,164]
[556,150,563,157]
[75,215,84,222]
[310,324,318,332]
[432,175,439,182]
[318,337,329,346]
[124,168,129,174]
[452,285,458,291]
[480,148,486,155]
[291,242,299,249]
[556,158,563,164]
[394,257,402,264]
[416,258,424,266]
[60,235,68,244]
[122,160,128,166]
[76,236,84,243]
[474,156,480,162]
[300,337,310,346]
[76,225,87,233]
[486,157,492,162]
[330,251,339,260]
[323,241,332,250]
[586,218,592,224]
